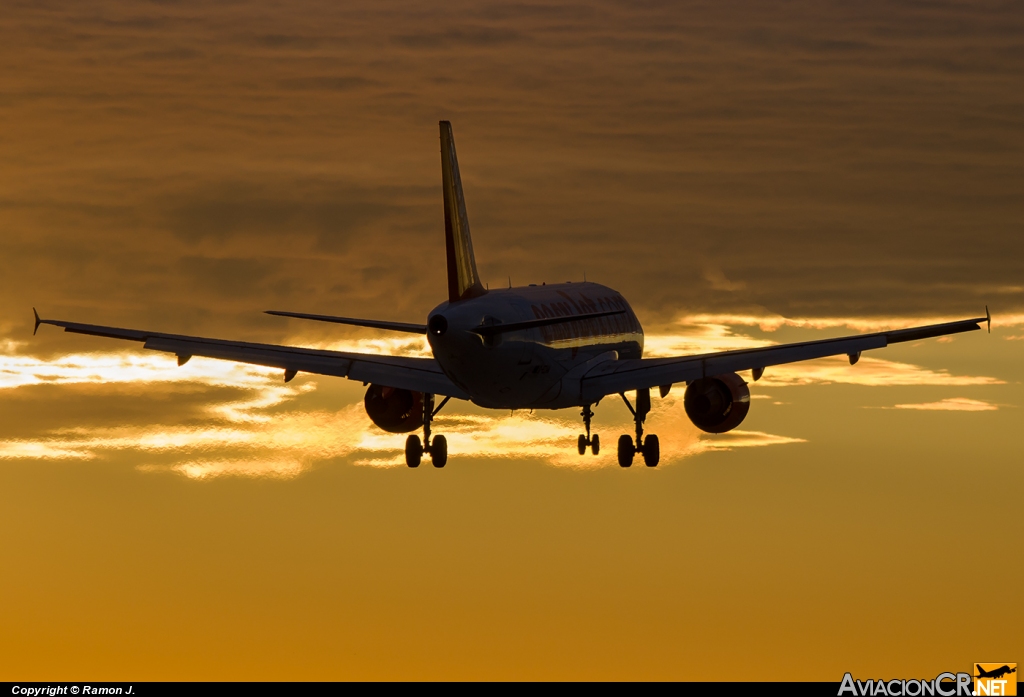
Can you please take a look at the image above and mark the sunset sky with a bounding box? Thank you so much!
[1,0,1021,680]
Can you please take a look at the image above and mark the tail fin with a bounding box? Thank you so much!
[440,121,486,302]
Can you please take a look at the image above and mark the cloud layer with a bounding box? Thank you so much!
[2,315,1008,476]
[2,0,1022,346]
[881,397,1001,412]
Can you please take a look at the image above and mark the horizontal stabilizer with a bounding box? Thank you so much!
[265,310,426,334]
[471,310,626,337]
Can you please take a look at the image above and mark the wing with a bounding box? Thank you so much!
[35,314,468,399]
[579,314,989,402]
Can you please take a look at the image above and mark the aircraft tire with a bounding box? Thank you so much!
[431,435,448,468]
[591,434,600,455]
[578,434,587,455]
[643,435,660,467]
[405,434,422,468]
[617,435,634,467]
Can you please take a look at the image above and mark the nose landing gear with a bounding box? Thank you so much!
[577,404,600,455]
[405,394,450,468]
[617,389,660,468]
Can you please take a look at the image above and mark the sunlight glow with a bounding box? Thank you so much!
[0,350,282,389]
[0,382,800,476]
[881,398,1000,412]
[753,356,1002,387]
[1,313,1007,477]
[643,323,772,357]
[291,334,433,358]
[670,313,1024,334]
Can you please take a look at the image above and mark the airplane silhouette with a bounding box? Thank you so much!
[33,121,992,468]
[977,666,1016,680]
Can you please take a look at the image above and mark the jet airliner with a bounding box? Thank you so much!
[35,122,990,468]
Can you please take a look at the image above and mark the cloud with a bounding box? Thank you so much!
[755,356,1002,388]
[1,306,1008,477]
[691,430,806,452]
[278,76,378,91]
[0,384,803,476]
[670,313,1024,334]
[644,316,1004,387]
[140,458,308,480]
[701,264,746,292]
[2,0,1023,342]
[877,398,1001,412]
[0,348,289,391]
[642,321,772,356]
[0,336,812,475]
[161,182,420,249]
[4,0,1021,461]
[391,26,526,49]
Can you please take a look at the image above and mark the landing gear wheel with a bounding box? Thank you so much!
[642,434,660,467]
[617,435,634,468]
[591,433,600,455]
[578,434,587,455]
[430,435,448,468]
[405,434,422,468]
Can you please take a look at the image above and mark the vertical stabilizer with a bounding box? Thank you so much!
[440,121,486,302]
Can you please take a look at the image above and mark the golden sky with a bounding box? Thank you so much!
[1,0,1021,680]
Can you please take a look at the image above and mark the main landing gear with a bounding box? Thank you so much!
[405,394,450,468]
[617,388,660,468]
[577,404,600,456]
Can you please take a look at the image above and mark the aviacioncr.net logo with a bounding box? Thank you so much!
[974,664,1017,697]
[839,672,972,696]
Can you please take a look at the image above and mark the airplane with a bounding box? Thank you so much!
[34,121,991,469]
[976,665,1016,680]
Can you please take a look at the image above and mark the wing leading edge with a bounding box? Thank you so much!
[34,314,468,399]
[578,314,989,403]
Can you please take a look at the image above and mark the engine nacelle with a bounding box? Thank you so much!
[364,384,424,433]
[683,373,750,433]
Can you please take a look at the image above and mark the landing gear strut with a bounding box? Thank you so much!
[406,394,450,468]
[617,389,660,468]
[577,404,600,456]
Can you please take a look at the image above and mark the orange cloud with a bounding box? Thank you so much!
[0,346,806,476]
[754,356,1002,388]
[0,389,802,477]
[879,398,1000,412]
[0,312,1006,477]
[644,317,1003,387]
[672,313,1024,334]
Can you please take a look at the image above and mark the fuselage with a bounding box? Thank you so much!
[426,282,643,409]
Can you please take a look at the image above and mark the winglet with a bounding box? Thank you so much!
[33,307,41,336]
[985,305,991,333]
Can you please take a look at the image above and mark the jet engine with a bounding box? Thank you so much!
[683,372,750,433]
[363,384,424,433]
